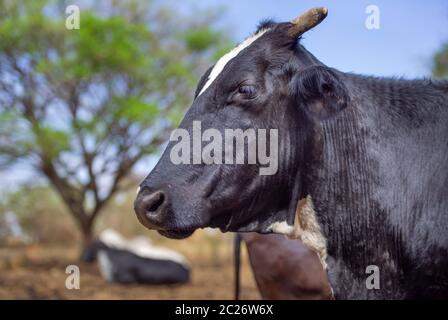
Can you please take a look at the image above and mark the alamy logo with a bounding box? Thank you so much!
[365,5,380,30]
[65,5,80,30]
[365,265,380,290]
[169,121,278,175]
[65,265,80,290]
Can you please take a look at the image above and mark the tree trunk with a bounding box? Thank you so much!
[79,221,95,262]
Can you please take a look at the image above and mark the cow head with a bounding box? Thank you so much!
[134,8,349,239]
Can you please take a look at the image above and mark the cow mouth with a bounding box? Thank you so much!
[208,211,234,233]
[213,211,262,234]
[158,229,195,239]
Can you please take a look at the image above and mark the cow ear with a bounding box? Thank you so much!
[292,66,349,120]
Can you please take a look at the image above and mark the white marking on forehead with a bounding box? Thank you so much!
[197,28,270,97]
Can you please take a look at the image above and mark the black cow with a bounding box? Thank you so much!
[84,229,190,285]
[134,7,448,299]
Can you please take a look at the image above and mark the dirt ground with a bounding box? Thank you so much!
[0,235,261,300]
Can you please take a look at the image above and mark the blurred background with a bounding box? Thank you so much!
[0,0,447,299]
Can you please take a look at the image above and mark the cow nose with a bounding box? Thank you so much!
[134,189,166,228]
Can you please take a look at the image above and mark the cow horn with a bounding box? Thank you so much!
[288,7,328,38]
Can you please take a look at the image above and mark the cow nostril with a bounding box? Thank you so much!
[146,192,165,214]
[135,190,168,228]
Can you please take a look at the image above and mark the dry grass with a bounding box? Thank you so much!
[0,230,261,300]
[1,187,261,299]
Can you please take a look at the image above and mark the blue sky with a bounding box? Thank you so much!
[182,0,448,78]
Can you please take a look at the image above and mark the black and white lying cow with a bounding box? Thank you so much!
[85,229,190,285]
[134,7,448,299]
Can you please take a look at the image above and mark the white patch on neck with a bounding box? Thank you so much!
[269,221,295,235]
[99,229,189,267]
[197,28,270,97]
[267,195,328,270]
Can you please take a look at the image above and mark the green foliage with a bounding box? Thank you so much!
[34,125,71,159]
[0,0,228,164]
[433,43,448,78]
[55,12,155,81]
[112,96,159,123]
[182,27,222,52]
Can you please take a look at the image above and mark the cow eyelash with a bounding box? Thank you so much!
[236,84,257,99]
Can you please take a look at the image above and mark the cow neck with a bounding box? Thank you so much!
[299,97,383,274]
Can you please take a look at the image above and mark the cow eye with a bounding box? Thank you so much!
[237,84,257,99]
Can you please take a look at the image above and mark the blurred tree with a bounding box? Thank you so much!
[433,43,448,77]
[0,0,230,257]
